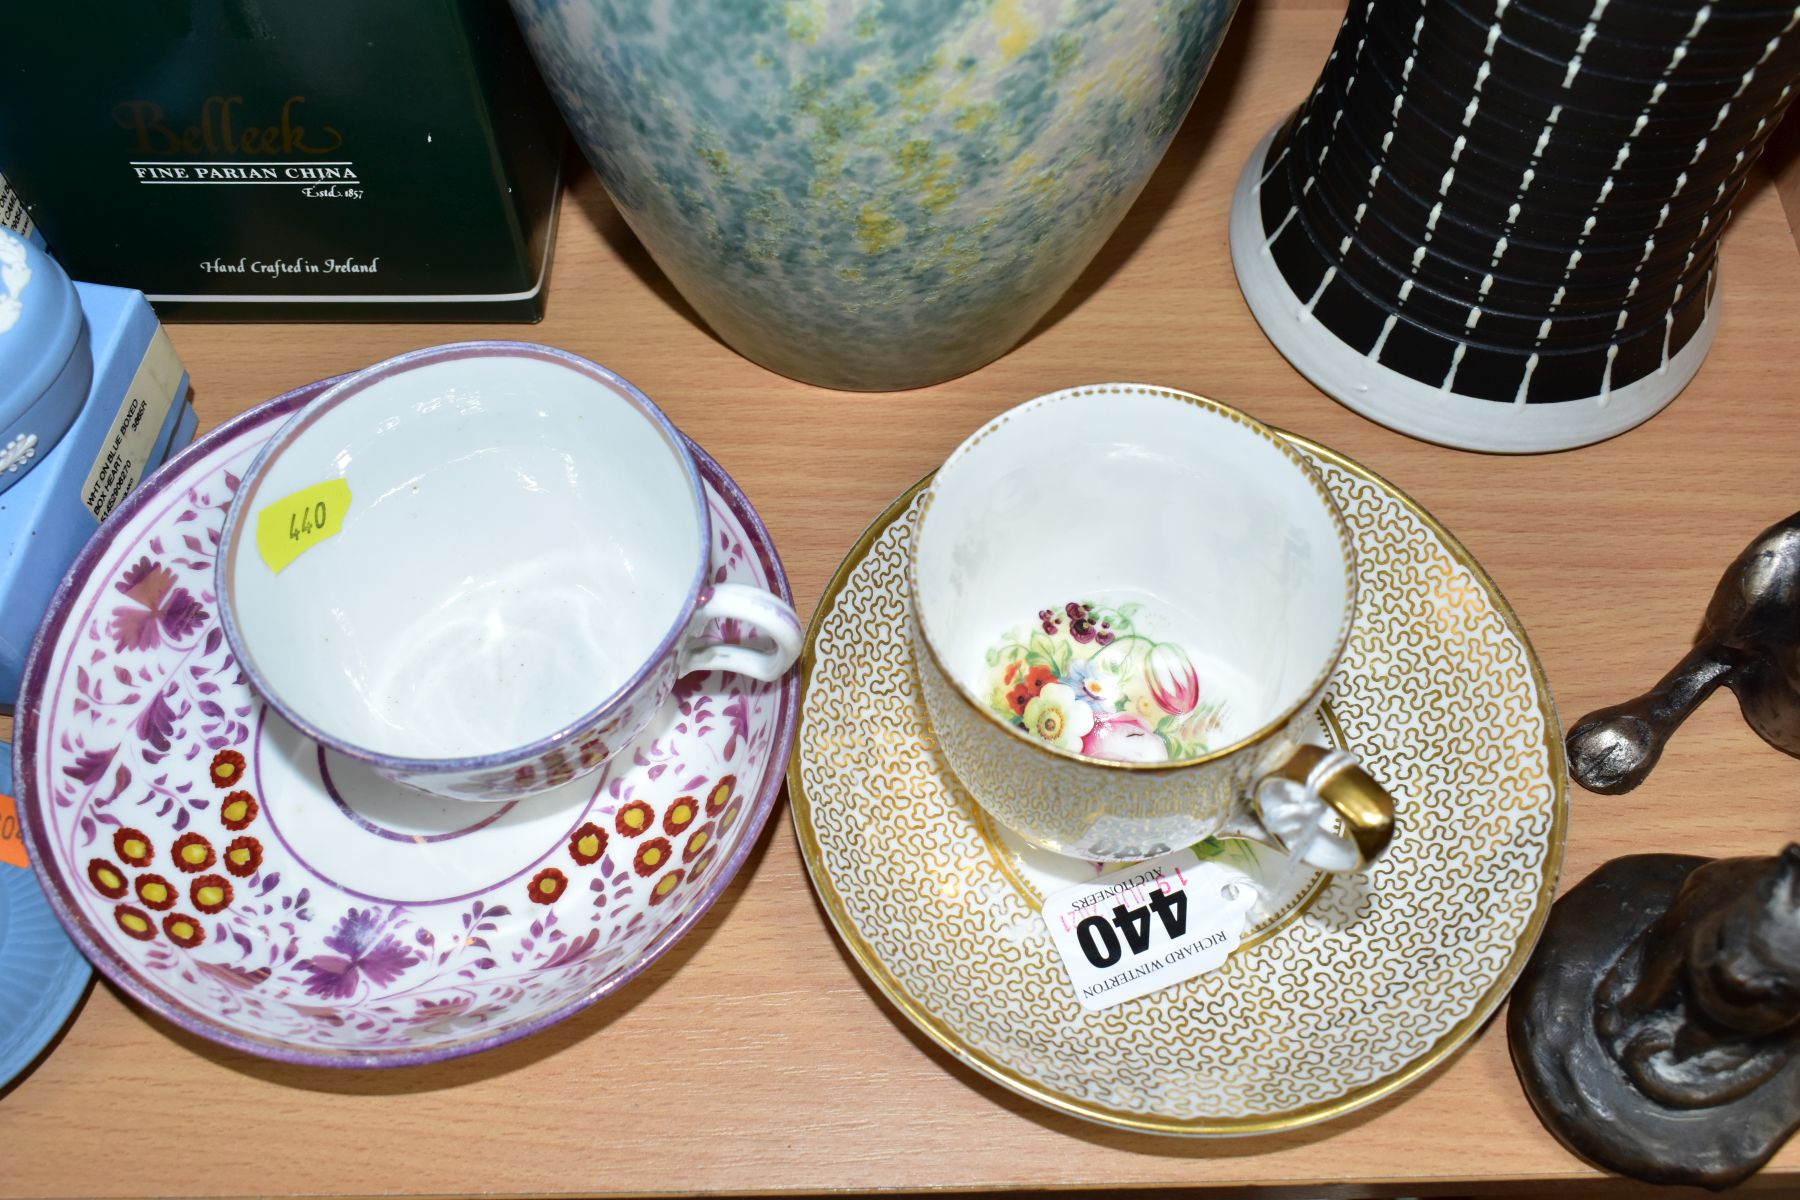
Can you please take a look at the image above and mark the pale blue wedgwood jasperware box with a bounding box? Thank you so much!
[0,229,196,702]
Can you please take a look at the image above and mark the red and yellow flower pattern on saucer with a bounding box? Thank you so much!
[19,385,796,1065]
[87,751,264,946]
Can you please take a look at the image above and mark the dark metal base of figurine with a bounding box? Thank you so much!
[1567,512,1800,795]
[1510,854,1800,1190]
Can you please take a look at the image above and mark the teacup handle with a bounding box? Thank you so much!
[1248,744,1394,873]
[679,582,803,682]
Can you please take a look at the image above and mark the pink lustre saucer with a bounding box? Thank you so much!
[13,377,798,1067]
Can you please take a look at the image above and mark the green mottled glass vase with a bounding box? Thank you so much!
[512,0,1240,390]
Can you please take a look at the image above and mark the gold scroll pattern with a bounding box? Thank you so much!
[792,438,1566,1134]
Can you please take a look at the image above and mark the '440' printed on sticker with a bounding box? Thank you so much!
[1042,849,1259,1012]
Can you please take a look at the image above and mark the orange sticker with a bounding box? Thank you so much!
[0,793,28,869]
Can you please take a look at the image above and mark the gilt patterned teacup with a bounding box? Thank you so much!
[218,342,801,802]
[911,383,1394,865]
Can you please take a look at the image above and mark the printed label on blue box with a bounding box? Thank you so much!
[82,326,183,523]
[0,172,36,245]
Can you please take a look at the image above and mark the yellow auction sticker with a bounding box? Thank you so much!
[255,478,351,575]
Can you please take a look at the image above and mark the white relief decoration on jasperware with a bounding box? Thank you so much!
[0,231,32,334]
[1,432,37,473]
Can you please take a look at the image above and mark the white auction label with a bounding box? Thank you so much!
[1043,848,1258,1011]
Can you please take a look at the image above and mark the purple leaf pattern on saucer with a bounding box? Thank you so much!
[298,908,422,999]
[108,558,211,652]
[16,379,798,1066]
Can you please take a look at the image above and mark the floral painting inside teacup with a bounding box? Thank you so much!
[983,600,1230,764]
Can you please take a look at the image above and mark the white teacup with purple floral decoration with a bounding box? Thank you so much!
[217,343,802,803]
[911,383,1395,867]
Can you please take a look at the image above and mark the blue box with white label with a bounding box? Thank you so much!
[0,283,196,703]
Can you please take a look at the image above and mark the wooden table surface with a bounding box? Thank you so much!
[7,2,1800,1196]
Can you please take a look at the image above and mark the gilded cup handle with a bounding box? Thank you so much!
[1247,744,1394,873]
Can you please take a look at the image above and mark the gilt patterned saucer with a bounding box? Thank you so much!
[791,433,1568,1135]
[14,379,797,1067]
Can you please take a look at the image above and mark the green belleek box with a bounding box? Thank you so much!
[0,2,564,321]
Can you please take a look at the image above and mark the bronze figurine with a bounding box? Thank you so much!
[1567,511,1800,793]
[1510,846,1800,1189]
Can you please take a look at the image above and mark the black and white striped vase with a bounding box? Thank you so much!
[1230,0,1800,452]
